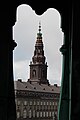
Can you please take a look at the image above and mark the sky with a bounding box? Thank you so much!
[13,4,64,86]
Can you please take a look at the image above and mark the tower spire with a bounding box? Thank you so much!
[29,23,49,85]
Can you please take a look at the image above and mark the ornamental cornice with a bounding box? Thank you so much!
[15,90,60,99]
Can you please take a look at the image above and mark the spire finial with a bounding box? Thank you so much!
[37,21,42,38]
[39,21,41,33]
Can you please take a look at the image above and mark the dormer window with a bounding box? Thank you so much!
[34,87,36,89]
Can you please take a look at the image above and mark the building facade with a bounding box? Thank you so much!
[14,23,60,120]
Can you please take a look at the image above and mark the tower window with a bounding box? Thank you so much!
[38,49,40,55]
[32,70,36,77]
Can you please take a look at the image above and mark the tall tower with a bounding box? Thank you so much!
[28,22,49,85]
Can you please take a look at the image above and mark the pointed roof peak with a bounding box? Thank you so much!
[37,21,42,38]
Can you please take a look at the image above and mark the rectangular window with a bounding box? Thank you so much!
[53,102,54,105]
[41,101,42,105]
[30,101,32,105]
[47,101,48,105]
[23,110,27,118]
[46,111,48,117]
[55,102,57,105]
[24,101,27,105]
[33,110,35,117]
[37,101,39,105]
[49,111,51,117]
[50,101,51,106]
[55,111,57,115]
[52,111,54,117]
[40,112,42,117]
[43,111,46,117]
[37,112,39,117]
[17,100,20,105]
[29,110,31,118]
[17,111,20,118]
[44,101,46,105]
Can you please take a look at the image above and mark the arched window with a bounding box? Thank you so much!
[32,70,36,77]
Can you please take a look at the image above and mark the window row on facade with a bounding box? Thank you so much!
[17,110,57,118]
[17,100,58,106]
[17,105,57,111]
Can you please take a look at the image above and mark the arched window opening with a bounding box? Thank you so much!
[13,4,63,85]
[13,4,63,120]
[32,70,36,77]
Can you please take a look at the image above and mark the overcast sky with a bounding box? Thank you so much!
[13,4,64,86]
